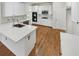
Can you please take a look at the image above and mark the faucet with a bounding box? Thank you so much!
[12,18,15,25]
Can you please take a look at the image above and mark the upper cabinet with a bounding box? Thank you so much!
[2,2,26,17]
[53,2,66,30]
[66,2,71,10]
[13,2,25,16]
[72,2,79,22]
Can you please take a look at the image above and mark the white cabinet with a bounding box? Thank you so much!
[2,2,25,17]
[1,34,28,56]
[72,2,79,22]
[25,4,32,20]
[71,3,79,35]
[53,2,66,30]
[0,2,1,24]
[2,2,14,16]
[0,30,36,56]
[25,30,36,55]
[0,34,1,41]
[32,5,38,12]
[13,2,25,16]
[38,5,52,27]
[39,18,52,26]
[72,21,79,35]
[32,3,52,27]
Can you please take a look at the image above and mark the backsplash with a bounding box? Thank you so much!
[1,15,27,24]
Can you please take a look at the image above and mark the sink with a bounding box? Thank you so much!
[13,24,25,28]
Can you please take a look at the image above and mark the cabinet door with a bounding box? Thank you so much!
[2,2,25,17]
[53,2,66,30]
[0,2,1,24]
[2,2,14,17]
[28,30,36,47]
[25,30,36,55]
[13,2,25,16]
[1,34,29,56]
[72,22,79,35]
[25,5,32,20]
[0,30,36,56]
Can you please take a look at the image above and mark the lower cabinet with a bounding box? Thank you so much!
[72,22,79,36]
[0,34,1,41]
[25,30,36,55]
[38,19,52,27]
[0,30,36,56]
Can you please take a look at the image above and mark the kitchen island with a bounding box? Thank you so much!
[0,23,37,56]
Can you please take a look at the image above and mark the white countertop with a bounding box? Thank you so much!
[0,23,37,42]
[61,32,79,56]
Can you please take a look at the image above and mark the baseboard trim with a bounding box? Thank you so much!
[32,24,52,28]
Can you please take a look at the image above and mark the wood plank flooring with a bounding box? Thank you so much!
[0,42,15,56]
[29,24,65,56]
[0,24,64,56]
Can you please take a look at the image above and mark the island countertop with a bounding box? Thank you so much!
[0,23,37,42]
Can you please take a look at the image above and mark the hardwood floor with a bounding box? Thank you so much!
[29,24,64,56]
[0,42,15,56]
[0,24,64,56]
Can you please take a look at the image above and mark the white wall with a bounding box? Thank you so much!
[53,2,66,30]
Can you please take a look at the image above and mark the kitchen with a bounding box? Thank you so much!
[0,2,79,56]
[0,2,37,56]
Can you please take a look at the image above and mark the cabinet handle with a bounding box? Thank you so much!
[28,36,30,40]
[77,22,79,24]
[6,37,7,40]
